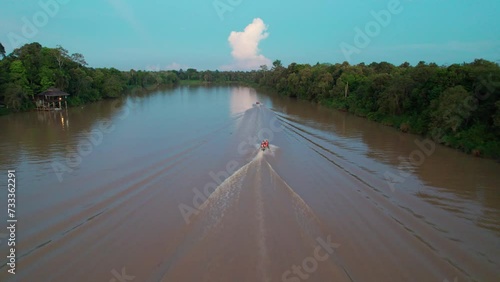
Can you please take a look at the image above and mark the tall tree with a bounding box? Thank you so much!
[15,43,43,93]
[272,59,283,71]
[9,60,31,94]
[185,68,198,80]
[0,42,5,59]
[53,45,70,70]
[71,53,87,67]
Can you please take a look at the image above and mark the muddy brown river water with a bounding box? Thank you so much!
[0,86,499,281]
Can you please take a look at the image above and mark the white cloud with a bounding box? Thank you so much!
[222,18,271,70]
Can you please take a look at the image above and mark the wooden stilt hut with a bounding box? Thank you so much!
[36,87,69,111]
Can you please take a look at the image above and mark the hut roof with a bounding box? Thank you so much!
[37,87,70,97]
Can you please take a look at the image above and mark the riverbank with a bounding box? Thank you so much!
[323,98,499,159]
[0,79,248,116]
[255,61,500,160]
[293,92,500,160]
[242,81,499,159]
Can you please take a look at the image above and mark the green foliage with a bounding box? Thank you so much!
[0,43,188,110]
[9,60,32,98]
[430,85,475,133]
[0,43,256,110]
[0,107,10,115]
[0,42,498,158]
[39,66,55,91]
[103,74,124,98]
[3,83,30,111]
[495,101,500,128]
[0,42,5,59]
[256,59,500,158]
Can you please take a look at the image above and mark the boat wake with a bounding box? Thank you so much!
[151,146,345,281]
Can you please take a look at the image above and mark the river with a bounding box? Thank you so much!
[0,86,499,281]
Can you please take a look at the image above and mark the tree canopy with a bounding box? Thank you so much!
[254,59,500,158]
[0,42,499,157]
[0,43,5,58]
[0,42,183,110]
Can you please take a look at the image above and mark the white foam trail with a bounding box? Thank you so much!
[195,156,265,236]
[254,144,279,157]
[255,159,270,282]
[197,164,250,224]
[265,162,323,233]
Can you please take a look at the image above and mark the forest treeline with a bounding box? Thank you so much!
[253,60,500,158]
[1,42,499,157]
[0,42,250,112]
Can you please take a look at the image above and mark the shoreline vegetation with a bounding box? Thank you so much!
[1,43,499,158]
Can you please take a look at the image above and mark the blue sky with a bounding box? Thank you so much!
[1,0,499,70]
